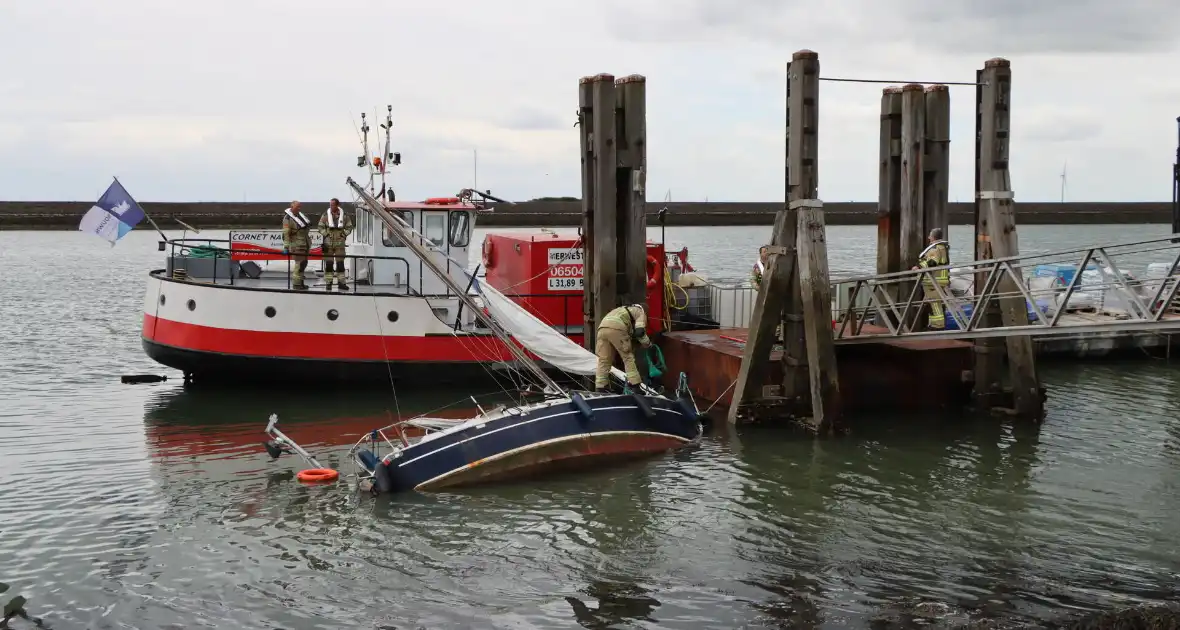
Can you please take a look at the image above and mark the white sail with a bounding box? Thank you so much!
[474,278,598,375]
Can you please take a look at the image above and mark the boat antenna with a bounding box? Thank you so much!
[358,112,372,195]
[379,104,398,201]
[346,177,564,394]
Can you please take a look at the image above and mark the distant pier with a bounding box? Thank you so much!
[0,199,1172,230]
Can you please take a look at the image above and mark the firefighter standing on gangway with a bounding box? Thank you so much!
[913,228,950,329]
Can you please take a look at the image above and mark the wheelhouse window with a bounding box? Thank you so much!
[424,212,446,247]
[383,210,412,247]
[354,208,368,244]
[448,210,471,247]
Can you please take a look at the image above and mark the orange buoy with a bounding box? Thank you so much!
[296,468,339,483]
[645,254,659,289]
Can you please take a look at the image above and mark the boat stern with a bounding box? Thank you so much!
[141,270,166,344]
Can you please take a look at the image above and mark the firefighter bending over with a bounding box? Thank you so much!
[594,303,652,393]
[913,228,950,329]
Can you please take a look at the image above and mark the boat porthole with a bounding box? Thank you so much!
[265,306,276,318]
[186,299,195,311]
[159,294,166,306]
[387,310,399,322]
[327,309,339,321]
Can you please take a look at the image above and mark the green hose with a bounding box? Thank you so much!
[183,244,231,259]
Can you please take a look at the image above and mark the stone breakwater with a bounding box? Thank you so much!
[0,200,1171,229]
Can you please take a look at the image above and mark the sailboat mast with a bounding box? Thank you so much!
[346,177,564,393]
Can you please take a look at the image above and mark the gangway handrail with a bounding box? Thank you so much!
[833,233,1180,284]
[828,232,1180,343]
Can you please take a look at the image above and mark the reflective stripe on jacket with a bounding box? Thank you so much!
[917,240,950,284]
[599,305,651,347]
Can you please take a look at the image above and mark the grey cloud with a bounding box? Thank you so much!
[604,0,1180,54]
[1020,118,1104,144]
[900,0,1180,53]
[603,0,815,44]
[495,107,569,131]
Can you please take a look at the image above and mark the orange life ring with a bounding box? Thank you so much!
[424,197,459,205]
[296,468,339,483]
[482,238,495,269]
[645,255,659,289]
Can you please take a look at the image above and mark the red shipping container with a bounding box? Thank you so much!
[480,231,666,341]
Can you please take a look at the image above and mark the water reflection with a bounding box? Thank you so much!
[140,385,695,627]
[727,413,1047,627]
[24,360,1174,628]
[562,466,660,627]
[566,580,662,628]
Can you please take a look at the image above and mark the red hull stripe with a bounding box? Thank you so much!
[142,314,586,363]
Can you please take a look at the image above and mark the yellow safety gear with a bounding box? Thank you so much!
[282,207,312,288]
[752,260,766,291]
[917,240,950,329]
[599,305,651,348]
[596,327,640,388]
[318,206,355,286]
[917,241,950,283]
[595,305,652,388]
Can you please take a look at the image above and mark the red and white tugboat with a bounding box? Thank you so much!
[140,108,692,385]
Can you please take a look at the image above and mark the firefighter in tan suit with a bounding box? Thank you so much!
[281,201,312,291]
[318,198,354,290]
[594,304,651,392]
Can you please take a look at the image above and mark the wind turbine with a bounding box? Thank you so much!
[1059,160,1068,203]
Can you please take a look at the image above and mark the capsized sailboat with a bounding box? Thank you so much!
[262,177,704,493]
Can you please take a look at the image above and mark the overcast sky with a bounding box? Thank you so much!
[2,0,1177,203]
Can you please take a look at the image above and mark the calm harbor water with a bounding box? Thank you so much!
[2,223,1179,629]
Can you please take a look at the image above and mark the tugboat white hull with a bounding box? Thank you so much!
[140,271,542,384]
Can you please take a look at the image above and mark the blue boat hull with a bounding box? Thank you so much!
[367,393,701,492]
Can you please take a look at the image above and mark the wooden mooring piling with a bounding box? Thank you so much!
[573,52,1046,425]
[726,51,842,433]
[576,73,649,350]
[715,50,1045,430]
[972,59,1042,418]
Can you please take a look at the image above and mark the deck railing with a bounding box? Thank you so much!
[163,238,438,295]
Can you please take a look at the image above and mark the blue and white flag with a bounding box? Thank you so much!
[79,178,147,245]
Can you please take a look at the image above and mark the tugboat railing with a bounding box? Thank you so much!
[161,238,591,334]
[161,236,697,336]
[163,237,418,294]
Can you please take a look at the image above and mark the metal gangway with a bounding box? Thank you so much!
[830,235,1180,344]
